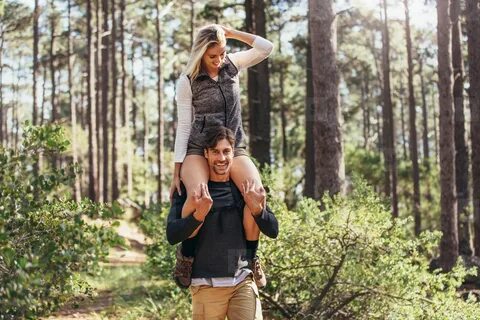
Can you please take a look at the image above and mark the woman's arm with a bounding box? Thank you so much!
[171,75,193,198]
[221,26,274,71]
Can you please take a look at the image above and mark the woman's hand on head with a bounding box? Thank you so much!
[218,25,233,38]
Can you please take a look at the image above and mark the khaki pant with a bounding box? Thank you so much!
[190,277,263,320]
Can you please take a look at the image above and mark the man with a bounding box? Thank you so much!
[166,126,278,320]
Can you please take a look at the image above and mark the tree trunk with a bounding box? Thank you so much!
[111,0,119,201]
[142,52,149,206]
[399,89,408,160]
[245,0,271,166]
[120,0,130,197]
[68,0,81,201]
[419,57,430,163]
[102,0,110,202]
[451,0,472,255]
[0,28,4,144]
[49,0,57,123]
[437,0,458,271]
[155,0,164,203]
[433,90,439,164]
[95,0,102,199]
[309,0,344,198]
[381,0,399,217]
[131,42,138,146]
[33,0,39,125]
[87,0,98,201]
[41,62,47,126]
[278,27,288,163]
[466,0,480,256]
[304,10,315,198]
[404,0,421,235]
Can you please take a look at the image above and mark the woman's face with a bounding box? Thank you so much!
[202,44,226,72]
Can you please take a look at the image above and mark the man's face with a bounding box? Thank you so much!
[204,138,234,176]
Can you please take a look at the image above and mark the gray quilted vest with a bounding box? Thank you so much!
[188,56,247,149]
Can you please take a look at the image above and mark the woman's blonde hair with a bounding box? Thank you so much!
[184,24,227,80]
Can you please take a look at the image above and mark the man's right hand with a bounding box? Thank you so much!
[192,183,213,222]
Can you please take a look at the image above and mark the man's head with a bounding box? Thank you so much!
[204,127,235,179]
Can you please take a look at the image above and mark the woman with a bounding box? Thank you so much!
[171,24,273,288]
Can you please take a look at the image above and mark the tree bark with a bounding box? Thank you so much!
[304,9,315,198]
[399,88,408,161]
[155,0,164,203]
[404,0,421,235]
[95,0,102,199]
[451,0,472,255]
[49,0,57,123]
[33,0,39,126]
[437,0,458,271]
[245,0,271,166]
[381,0,399,217]
[466,0,480,256]
[309,0,345,198]
[111,0,119,201]
[0,26,4,144]
[120,0,130,197]
[419,56,430,163]
[87,0,98,201]
[68,0,81,201]
[102,0,110,202]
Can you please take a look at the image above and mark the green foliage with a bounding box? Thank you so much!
[139,203,192,319]
[261,178,479,319]
[0,124,122,319]
[140,169,479,319]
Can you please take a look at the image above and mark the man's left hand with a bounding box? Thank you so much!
[242,179,266,216]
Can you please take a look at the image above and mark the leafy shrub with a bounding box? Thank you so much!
[0,124,122,319]
[260,178,479,319]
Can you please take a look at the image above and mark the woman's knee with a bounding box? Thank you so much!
[231,156,263,187]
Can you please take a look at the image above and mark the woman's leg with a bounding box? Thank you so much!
[180,155,209,237]
[230,156,261,241]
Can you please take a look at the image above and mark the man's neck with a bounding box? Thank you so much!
[209,171,230,182]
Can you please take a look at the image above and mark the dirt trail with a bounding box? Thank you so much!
[44,221,149,320]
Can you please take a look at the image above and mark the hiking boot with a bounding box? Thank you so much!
[173,246,194,289]
[252,256,267,288]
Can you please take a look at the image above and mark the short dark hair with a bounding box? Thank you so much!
[204,126,235,149]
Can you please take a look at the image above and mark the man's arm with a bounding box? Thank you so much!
[241,179,279,239]
[252,206,279,239]
[166,183,213,245]
[166,191,203,245]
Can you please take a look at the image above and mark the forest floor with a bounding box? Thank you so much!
[44,220,160,320]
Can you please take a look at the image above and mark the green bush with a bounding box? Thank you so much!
[141,166,479,319]
[260,178,479,319]
[0,124,122,319]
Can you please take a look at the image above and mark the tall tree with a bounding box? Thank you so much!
[437,0,458,271]
[245,0,271,166]
[111,0,119,201]
[87,0,98,201]
[304,9,315,198]
[49,0,57,123]
[95,0,102,198]
[380,0,399,217]
[102,0,109,202]
[450,0,472,255]
[404,0,421,235]
[68,0,80,201]
[419,53,430,163]
[33,0,39,125]
[309,0,344,198]
[155,0,164,203]
[466,0,480,256]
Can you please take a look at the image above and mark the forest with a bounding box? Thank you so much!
[1,0,480,318]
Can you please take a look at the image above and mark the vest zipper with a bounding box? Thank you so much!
[217,83,227,127]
